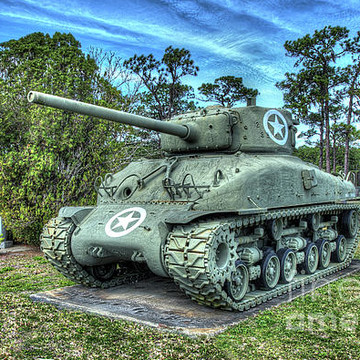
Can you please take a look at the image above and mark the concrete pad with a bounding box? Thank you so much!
[31,260,360,336]
[0,241,13,249]
[0,244,39,255]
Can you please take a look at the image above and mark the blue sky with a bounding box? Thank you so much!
[1,0,360,107]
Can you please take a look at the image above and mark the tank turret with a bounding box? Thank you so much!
[28,91,359,311]
[28,91,297,154]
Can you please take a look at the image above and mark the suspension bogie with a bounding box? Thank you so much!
[244,212,347,283]
[235,212,343,286]
[164,205,359,310]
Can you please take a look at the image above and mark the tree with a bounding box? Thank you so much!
[198,76,258,107]
[124,46,198,120]
[88,46,143,113]
[295,127,360,176]
[88,46,161,164]
[338,32,360,175]
[0,32,141,244]
[277,26,350,172]
[330,123,360,173]
[278,69,327,168]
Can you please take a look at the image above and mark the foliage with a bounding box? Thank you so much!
[294,146,320,166]
[198,76,259,107]
[0,32,147,244]
[295,145,360,175]
[124,46,198,120]
[1,250,360,359]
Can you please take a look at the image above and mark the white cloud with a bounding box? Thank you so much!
[2,0,360,109]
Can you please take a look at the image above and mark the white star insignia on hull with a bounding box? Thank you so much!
[105,207,147,238]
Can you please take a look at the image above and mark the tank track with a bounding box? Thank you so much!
[40,217,148,288]
[164,203,360,311]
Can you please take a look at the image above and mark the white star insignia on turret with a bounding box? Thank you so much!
[268,115,285,139]
[263,110,289,146]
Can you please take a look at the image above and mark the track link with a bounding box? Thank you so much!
[40,217,148,288]
[164,203,360,311]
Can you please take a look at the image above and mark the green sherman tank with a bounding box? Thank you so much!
[28,91,359,311]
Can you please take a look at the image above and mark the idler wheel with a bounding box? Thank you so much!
[331,235,347,263]
[258,251,280,290]
[225,260,249,301]
[300,243,319,274]
[316,239,331,269]
[341,210,359,238]
[277,248,297,283]
[88,263,117,281]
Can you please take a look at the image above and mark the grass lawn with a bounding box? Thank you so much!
[0,247,360,360]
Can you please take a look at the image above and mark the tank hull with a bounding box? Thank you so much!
[98,154,355,212]
[51,153,357,280]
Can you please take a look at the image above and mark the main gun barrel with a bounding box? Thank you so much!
[28,91,193,140]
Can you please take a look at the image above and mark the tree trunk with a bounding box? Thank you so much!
[324,98,331,173]
[332,133,337,174]
[344,92,354,175]
[344,65,360,175]
[319,130,324,170]
[319,106,324,170]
